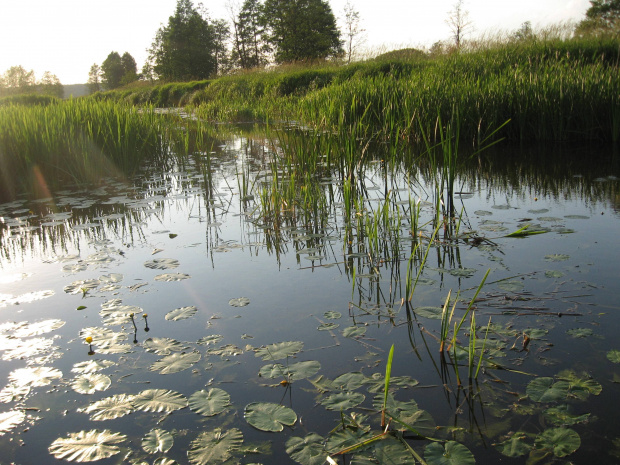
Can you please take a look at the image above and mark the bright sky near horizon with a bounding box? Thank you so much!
[0,0,591,85]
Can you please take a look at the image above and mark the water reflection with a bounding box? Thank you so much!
[0,128,619,463]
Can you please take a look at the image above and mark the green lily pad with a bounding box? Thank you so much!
[607,350,620,363]
[165,306,197,321]
[333,372,368,391]
[71,359,114,374]
[286,433,328,465]
[495,432,531,457]
[448,268,477,278]
[527,378,570,402]
[534,427,580,457]
[320,391,365,410]
[425,441,475,465]
[259,360,321,380]
[255,341,304,361]
[545,270,565,278]
[142,428,174,454]
[187,428,243,465]
[150,351,201,374]
[144,258,180,270]
[342,326,366,338]
[544,405,590,426]
[132,389,187,413]
[188,388,231,416]
[567,328,594,338]
[229,297,250,307]
[197,334,224,346]
[82,394,136,421]
[49,429,127,462]
[523,328,548,339]
[497,280,525,292]
[323,311,341,319]
[71,374,111,395]
[154,273,191,282]
[244,402,297,432]
[0,410,25,435]
[325,428,371,454]
[143,337,186,355]
[544,254,570,262]
[318,322,339,331]
[374,436,415,462]
[415,306,443,319]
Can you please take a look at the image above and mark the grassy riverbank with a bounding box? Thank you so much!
[94,35,620,143]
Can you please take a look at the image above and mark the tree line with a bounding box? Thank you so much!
[0,66,63,98]
[2,0,618,97]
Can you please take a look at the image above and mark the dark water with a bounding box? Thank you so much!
[0,134,619,464]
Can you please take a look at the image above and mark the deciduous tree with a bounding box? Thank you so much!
[342,0,366,64]
[230,0,270,69]
[101,52,124,89]
[39,71,64,98]
[262,0,342,63]
[446,0,473,48]
[576,0,620,36]
[120,52,138,86]
[87,64,102,94]
[149,0,218,81]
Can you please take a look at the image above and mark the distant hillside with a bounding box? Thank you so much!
[63,84,89,98]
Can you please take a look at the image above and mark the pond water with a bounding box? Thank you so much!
[0,130,619,465]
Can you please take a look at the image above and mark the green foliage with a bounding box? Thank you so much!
[101,52,125,90]
[150,0,218,81]
[262,0,343,63]
[576,0,620,36]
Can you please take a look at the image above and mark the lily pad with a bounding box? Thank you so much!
[527,378,570,403]
[71,360,115,374]
[342,326,366,338]
[72,374,111,395]
[567,328,594,338]
[534,427,580,457]
[188,388,231,416]
[544,405,590,426]
[133,389,187,413]
[259,360,321,380]
[286,433,328,465]
[142,428,174,454]
[49,429,127,462]
[607,350,620,363]
[0,410,25,435]
[448,268,477,278]
[154,273,191,282]
[9,366,62,387]
[320,391,365,410]
[144,258,180,270]
[187,428,243,465]
[255,341,304,361]
[415,306,443,319]
[317,323,339,331]
[425,441,475,465]
[545,270,565,278]
[544,254,570,262]
[495,433,531,457]
[165,306,197,321]
[244,402,297,432]
[143,337,186,355]
[497,280,525,292]
[82,394,136,421]
[323,311,341,319]
[150,351,201,374]
[228,297,250,307]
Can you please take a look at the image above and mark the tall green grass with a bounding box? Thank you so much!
[0,99,181,200]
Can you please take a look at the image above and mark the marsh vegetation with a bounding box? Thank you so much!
[0,33,619,465]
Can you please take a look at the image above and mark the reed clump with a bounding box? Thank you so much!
[0,99,179,200]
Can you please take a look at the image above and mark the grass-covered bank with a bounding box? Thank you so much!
[0,100,192,201]
[94,36,620,143]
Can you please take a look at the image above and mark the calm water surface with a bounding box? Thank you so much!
[0,134,619,464]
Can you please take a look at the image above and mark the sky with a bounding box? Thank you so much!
[0,0,592,84]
